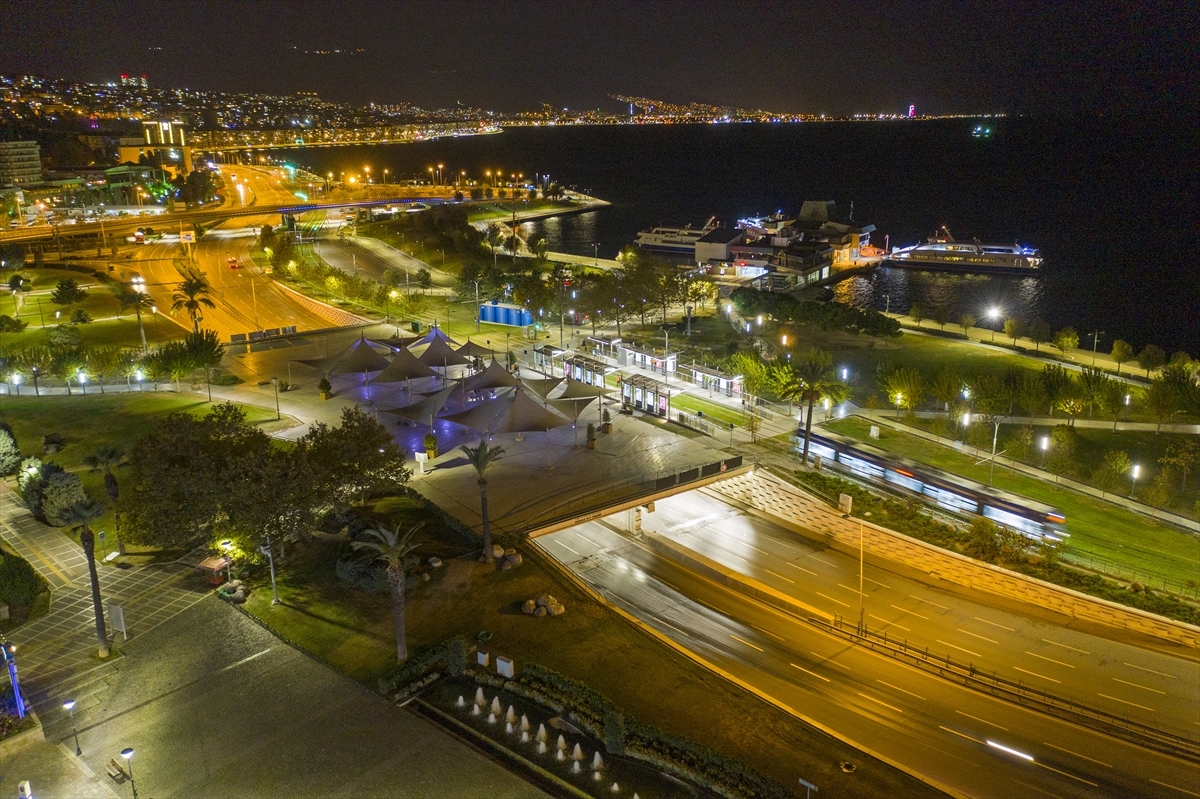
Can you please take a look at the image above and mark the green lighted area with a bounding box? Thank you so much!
[822,416,1200,586]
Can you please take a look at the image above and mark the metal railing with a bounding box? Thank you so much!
[1060,549,1200,600]
[816,614,1200,760]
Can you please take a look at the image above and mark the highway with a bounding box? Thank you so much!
[535,482,1200,798]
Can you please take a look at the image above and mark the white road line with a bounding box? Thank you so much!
[1024,650,1075,668]
[862,575,891,588]
[890,604,929,619]
[1032,761,1098,787]
[1041,638,1089,654]
[730,634,763,652]
[751,624,785,640]
[1012,778,1066,799]
[954,709,1008,730]
[1123,662,1177,679]
[1013,666,1061,683]
[1150,778,1200,797]
[939,725,984,745]
[806,554,836,567]
[876,679,926,700]
[1040,742,1112,768]
[1112,677,1166,695]
[937,639,981,657]
[556,541,580,555]
[837,583,863,594]
[974,616,1015,631]
[655,618,690,637]
[812,652,851,670]
[910,595,949,609]
[815,591,852,608]
[957,629,999,644]
[858,692,903,713]
[870,614,910,632]
[786,562,818,576]
[1097,693,1156,712]
[763,569,795,583]
[790,663,831,682]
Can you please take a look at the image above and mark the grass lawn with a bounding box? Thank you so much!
[242,500,943,799]
[824,416,1200,586]
[671,393,745,429]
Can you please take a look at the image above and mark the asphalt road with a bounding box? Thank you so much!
[535,493,1200,798]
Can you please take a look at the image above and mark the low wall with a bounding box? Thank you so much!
[715,471,1200,649]
[274,281,372,328]
[0,711,43,757]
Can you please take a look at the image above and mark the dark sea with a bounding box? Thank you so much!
[274,118,1198,354]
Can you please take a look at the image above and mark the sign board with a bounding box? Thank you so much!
[476,650,489,667]
[838,494,853,515]
[180,231,195,243]
[108,602,127,639]
[496,656,514,678]
[98,531,106,540]
[869,425,880,439]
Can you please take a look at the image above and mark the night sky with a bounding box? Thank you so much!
[1,0,1194,116]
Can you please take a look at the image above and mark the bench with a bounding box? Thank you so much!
[106,759,126,781]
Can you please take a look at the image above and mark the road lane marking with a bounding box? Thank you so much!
[889,604,929,619]
[1013,666,1061,683]
[974,616,1015,631]
[1040,742,1112,768]
[785,562,818,576]
[862,575,890,588]
[658,579,680,592]
[806,554,836,567]
[954,710,1008,730]
[1150,779,1200,797]
[837,583,863,594]
[730,634,763,652]
[957,628,999,644]
[1124,662,1176,679]
[764,569,795,583]
[938,725,984,744]
[1111,677,1165,694]
[556,541,580,555]
[936,639,981,657]
[910,595,949,609]
[1012,778,1065,799]
[876,679,925,700]
[858,692,903,713]
[870,614,910,631]
[1041,638,1089,654]
[751,624,785,640]
[1032,761,1098,787]
[1024,651,1075,668]
[811,652,851,670]
[656,618,690,637]
[1096,693,1155,712]
[815,591,852,608]
[790,663,831,682]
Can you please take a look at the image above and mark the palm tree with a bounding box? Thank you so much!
[59,500,110,658]
[112,283,155,352]
[460,441,504,566]
[780,349,849,466]
[83,446,125,503]
[352,524,423,663]
[170,275,216,334]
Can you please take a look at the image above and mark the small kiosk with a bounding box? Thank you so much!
[196,555,232,586]
[622,374,672,417]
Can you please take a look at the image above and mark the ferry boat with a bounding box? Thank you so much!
[634,216,717,255]
[972,125,993,138]
[887,227,1041,274]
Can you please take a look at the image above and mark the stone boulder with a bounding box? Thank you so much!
[533,605,548,617]
[547,602,566,616]
[505,547,517,557]
[428,557,443,568]
[522,599,537,615]
[491,544,506,559]
[499,559,513,570]
[536,594,557,608]
[506,553,523,567]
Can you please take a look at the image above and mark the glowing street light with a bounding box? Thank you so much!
[1130,464,1140,498]
[987,306,1001,341]
[120,748,139,799]
[894,392,903,419]
[64,699,81,755]
[1040,435,1050,467]
[220,539,234,581]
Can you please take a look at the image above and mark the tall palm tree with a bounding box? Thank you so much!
[781,349,848,466]
[111,283,155,352]
[60,500,110,658]
[170,275,216,334]
[83,446,125,503]
[460,441,504,566]
[352,524,423,663]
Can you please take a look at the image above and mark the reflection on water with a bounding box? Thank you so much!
[833,267,1045,324]
[515,211,602,257]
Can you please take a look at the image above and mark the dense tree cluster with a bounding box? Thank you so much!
[730,287,901,337]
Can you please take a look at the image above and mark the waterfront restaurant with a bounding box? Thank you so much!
[681,362,742,397]
[617,343,677,379]
[564,354,613,386]
[621,374,672,417]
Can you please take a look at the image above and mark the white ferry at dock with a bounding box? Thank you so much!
[634,217,718,255]
[887,227,1041,274]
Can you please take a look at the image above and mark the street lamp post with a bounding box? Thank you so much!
[120,747,138,799]
[1040,435,1050,467]
[988,417,1003,486]
[987,307,1001,342]
[883,294,890,315]
[894,392,903,419]
[220,540,233,581]
[272,377,280,420]
[64,700,81,755]
[1089,330,1105,366]
[1130,464,1140,498]
[260,533,280,605]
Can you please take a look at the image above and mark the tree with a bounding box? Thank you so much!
[1017,373,1048,423]
[460,441,504,566]
[85,346,122,393]
[1160,439,1200,492]
[112,282,155,351]
[59,500,110,658]
[931,302,953,331]
[1028,319,1051,352]
[1053,327,1079,357]
[1137,344,1166,376]
[352,524,423,663]
[777,349,849,464]
[171,274,216,334]
[42,471,88,526]
[1078,367,1109,419]
[0,423,20,476]
[959,312,976,336]
[879,367,925,417]
[1054,380,1086,427]
[1110,339,1133,374]
[728,352,769,409]
[1006,426,1033,461]
[929,369,962,416]
[1094,450,1131,497]
[50,278,87,306]
[1045,425,1076,484]
[83,446,125,503]
[1145,469,1175,517]
[908,302,925,327]
[1039,364,1072,417]
[298,407,409,507]
[184,329,226,386]
[1003,317,1025,345]
[1142,377,1178,434]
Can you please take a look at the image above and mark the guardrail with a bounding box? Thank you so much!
[814,614,1200,760]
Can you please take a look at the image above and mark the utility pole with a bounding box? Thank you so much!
[1089,330,1105,366]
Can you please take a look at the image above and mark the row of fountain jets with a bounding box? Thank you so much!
[458,688,634,795]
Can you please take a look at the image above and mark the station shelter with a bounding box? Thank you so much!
[680,362,742,397]
[533,344,567,374]
[617,343,676,378]
[621,374,672,417]
[564,354,612,387]
[585,335,622,360]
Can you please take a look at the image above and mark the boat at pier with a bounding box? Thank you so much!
[634,217,718,255]
[886,227,1041,274]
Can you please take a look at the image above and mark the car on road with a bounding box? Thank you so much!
[227,256,240,269]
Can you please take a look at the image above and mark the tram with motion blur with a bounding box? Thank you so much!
[801,430,1067,543]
